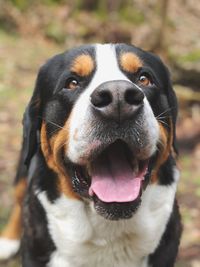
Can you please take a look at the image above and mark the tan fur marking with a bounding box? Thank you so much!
[71,54,94,77]
[41,121,79,199]
[1,179,27,240]
[41,123,58,173]
[1,204,22,239]
[15,178,27,203]
[57,175,80,200]
[120,52,143,73]
[151,121,173,183]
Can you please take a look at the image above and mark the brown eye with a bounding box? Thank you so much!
[66,78,79,90]
[139,74,152,86]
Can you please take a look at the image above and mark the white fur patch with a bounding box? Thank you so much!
[0,238,20,260]
[37,168,179,267]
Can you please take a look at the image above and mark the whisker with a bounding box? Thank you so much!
[56,142,67,152]
[156,107,173,119]
[38,115,67,131]
[45,120,66,130]
[157,119,169,127]
[156,115,170,120]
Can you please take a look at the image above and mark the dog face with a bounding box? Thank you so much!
[24,44,177,220]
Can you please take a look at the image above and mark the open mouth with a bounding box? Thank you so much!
[89,141,148,202]
[69,140,150,220]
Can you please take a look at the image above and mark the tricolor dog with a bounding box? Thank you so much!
[0,44,182,267]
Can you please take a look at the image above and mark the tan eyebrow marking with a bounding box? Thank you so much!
[70,54,94,77]
[120,52,143,73]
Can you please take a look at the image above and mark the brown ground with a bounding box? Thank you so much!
[0,2,200,266]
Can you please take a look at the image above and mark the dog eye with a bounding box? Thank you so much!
[65,78,79,90]
[138,74,152,86]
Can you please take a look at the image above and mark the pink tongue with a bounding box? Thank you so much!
[89,144,144,203]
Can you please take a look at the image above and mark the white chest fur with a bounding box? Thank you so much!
[37,178,178,267]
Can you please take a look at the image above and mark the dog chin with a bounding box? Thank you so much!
[92,194,142,220]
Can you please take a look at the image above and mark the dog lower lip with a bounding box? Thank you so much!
[92,194,142,220]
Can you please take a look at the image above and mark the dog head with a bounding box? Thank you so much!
[23,44,178,220]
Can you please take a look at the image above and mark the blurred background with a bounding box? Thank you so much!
[0,0,199,266]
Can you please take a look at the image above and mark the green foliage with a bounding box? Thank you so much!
[74,0,144,25]
[7,0,29,11]
[6,0,65,11]
[0,257,20,267]
[83,7,143,27]
[45,22,66,44]
[119,6,145,24]
[179,50,200,63]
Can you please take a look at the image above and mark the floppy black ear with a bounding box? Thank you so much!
[145,51,178,153]
[23,71,43,166]
[165,70,178,153]
[22,53,67,166]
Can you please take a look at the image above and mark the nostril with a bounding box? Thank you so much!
[124,89,144,105]
[90,90,112,108]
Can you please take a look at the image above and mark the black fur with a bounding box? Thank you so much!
[149,200,182,267]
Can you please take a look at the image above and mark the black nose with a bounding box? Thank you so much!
[90,80,144,122]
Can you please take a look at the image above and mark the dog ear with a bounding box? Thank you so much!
[23,53,65,166]
[23,70,43,166]
[146,52,178,152]
[165,70,178,153]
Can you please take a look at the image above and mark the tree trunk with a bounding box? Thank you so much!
[152,0,170,52]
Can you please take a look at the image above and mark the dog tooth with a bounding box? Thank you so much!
[87,163,92,176]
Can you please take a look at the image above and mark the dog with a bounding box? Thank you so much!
[0,43,182,267]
